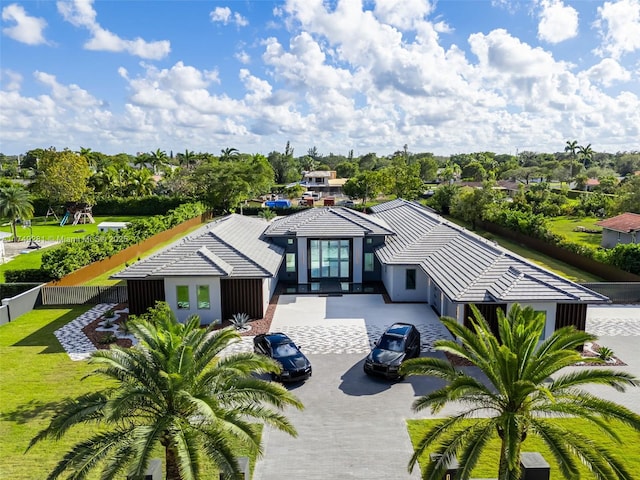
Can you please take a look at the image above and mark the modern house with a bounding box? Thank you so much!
[596,212,640,248]
[300,170,347,196]
[113,199,608,337]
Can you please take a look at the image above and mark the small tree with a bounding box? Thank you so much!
[0,183,34,242]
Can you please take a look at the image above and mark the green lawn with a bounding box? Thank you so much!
[0,216,139,283]
[547,216,603,247]
[407,418,640,479]
[0,307,260,479]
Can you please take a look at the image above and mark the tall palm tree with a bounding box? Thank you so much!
[28,303,303,480]
[220,147,240,162]
[578,143,594,169]
[149,149,168,173]
[0,183,34,242]
[401,304,640,480]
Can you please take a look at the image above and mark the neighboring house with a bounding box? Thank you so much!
[114,200,608,337]
[596,213,640,249]
[585,178,600,191]
[300,170,346,195]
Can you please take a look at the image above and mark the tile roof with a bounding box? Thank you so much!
[596,213,640,233]
[113,214,284,279]
[263,206,395,238]
[370,199,609,303]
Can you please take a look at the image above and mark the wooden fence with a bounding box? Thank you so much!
[41,285,128,305]
[46,212,212,286]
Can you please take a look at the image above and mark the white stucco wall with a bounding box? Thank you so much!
[164,277,222,325]
[383,265,429,302]
[264,277,275,314]
[507,302,556,340]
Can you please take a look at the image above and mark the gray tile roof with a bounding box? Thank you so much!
[264,207,395,238]
[370,200,609,303]
[113,214,284,279]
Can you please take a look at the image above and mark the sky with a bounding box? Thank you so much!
[1,0,639,158]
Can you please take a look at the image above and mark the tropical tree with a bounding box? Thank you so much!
[578,143,594,169]
[0,183,34,242]
[28,303,303,480]
[32,148,93,205]
[401,304,640,480]
[564,139,578,159]
[220,147,240,162]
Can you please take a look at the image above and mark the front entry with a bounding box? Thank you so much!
[309,239,351,280]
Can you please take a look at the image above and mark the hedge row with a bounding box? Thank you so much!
[32,196,190,217]
[6,202,207,281]
[484,208,640,275]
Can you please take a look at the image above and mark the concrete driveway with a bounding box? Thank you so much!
[253,294,455,480]
[252,297,640,479]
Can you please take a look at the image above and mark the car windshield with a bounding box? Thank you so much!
[272,342,299,358]
[377,334,405,352]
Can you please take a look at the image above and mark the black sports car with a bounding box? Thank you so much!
[253,332,312,382]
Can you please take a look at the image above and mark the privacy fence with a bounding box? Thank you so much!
[40,285,128,305]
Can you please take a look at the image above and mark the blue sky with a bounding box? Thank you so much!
[1,0,639,157]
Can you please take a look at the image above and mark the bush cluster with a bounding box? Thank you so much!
[483,207,640,275]
[4,268,53,283]
[31,196,189,217]
[40,202,206,280]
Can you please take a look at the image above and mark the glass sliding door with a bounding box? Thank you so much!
[309,239,350,280]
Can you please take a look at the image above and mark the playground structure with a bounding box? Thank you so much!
[60,203,95,227]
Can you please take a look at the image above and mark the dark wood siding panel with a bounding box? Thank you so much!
[127,279,165,316]
[555,303,587,332]
[464,303,506,339]
[221,279,263,321]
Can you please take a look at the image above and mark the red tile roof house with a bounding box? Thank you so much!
[596,213,640,249]
[113,199,608,340]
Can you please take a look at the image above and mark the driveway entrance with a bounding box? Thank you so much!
[269,294,452,354]
[253,294,454,479]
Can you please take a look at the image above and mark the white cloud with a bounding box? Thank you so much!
[210,6,248,27]
[594,0,640,58]
[2,3,48,45]
[1,69,23,91]
[235,50,251,64]
[57,0,170,59]
[582,58,632,87]
[373,0,433,30]
[537,0,578,44]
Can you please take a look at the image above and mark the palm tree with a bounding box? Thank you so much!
[149,149,168,173]
[578,143,594,169]
[28,303,303,480]
[126,167,156,197]
[401,304,640,480]
[0,183,34,242]
[565,139,578,180]
[220,147,240,162]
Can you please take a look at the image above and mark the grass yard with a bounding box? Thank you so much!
[547,216,603,248]
[0,215,136,242]
[0,307,260,479]
[407,418,640,479]
[0,216,140,283]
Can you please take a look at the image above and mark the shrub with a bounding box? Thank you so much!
[229,312,251,330]
[598,346,614,362]
[4,268,53,283]
[98,333,118,344]
[41,202,207,279]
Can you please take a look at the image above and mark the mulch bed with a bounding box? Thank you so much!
[445,342,626,367]
[83,297,278,351]
[82,304,132,350]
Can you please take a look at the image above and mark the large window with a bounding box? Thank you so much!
[197,285,210,309]
[405,269,416,290]
[309,239,350,279]
[364,252,374,272]
[177,285,190,309]
[286,253,296,273]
